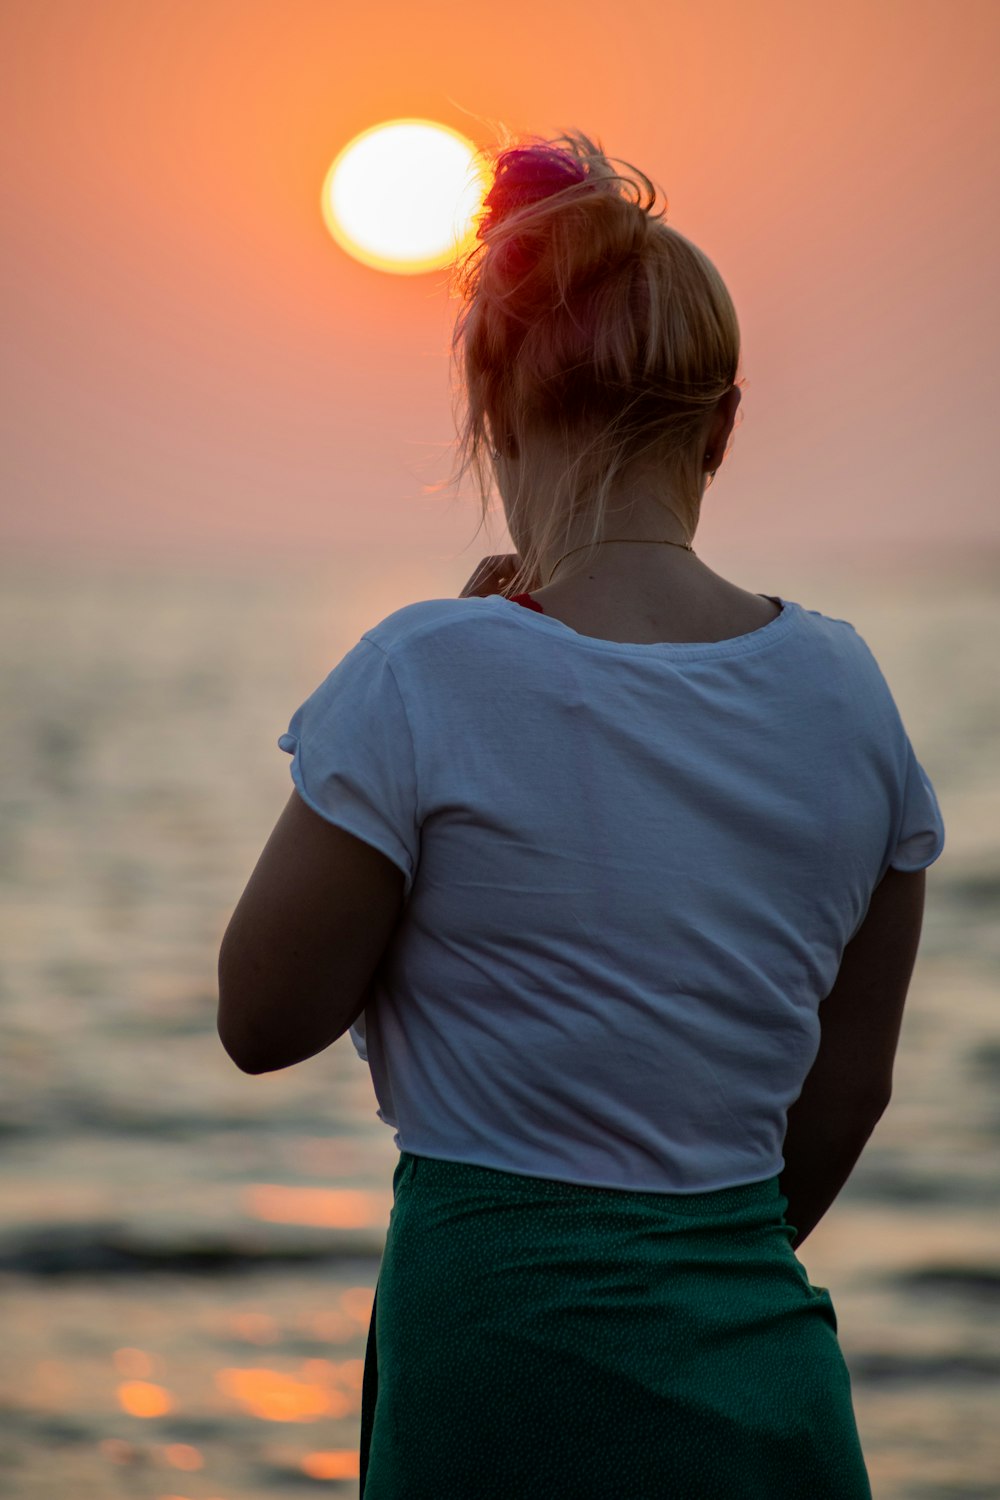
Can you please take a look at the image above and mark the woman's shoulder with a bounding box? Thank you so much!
[358,595,509,657]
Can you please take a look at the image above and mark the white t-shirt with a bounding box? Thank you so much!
[278,592,945,1194]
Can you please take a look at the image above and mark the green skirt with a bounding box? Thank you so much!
[360,1152,871,1499]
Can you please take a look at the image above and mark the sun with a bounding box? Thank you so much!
[321,119,488,276]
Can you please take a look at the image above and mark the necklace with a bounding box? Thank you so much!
[546,537,695,587]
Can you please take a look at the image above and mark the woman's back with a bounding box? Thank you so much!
[310,588,945,1196]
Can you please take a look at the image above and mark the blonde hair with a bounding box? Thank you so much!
[445,126,743,597]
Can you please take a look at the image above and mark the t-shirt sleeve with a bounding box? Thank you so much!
[845,623,946,877]
[277,636,420,900]
[888,735,945,872]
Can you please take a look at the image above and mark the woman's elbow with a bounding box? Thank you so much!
[217,1015,263,1074]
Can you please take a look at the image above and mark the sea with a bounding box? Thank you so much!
[0,543,997,1500]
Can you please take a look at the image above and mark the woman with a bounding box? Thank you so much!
[219,130,945,1497]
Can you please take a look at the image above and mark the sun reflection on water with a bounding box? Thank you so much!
[117,1379,174,1417]
[301,1447,361,1479]
[159,1443,204,1470]
[244,1182,390,1227]
[215,1364,352,1421]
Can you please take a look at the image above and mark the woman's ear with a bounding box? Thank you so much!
[706,386,741,461]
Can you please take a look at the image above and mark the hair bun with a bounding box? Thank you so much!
[479,145,588,235]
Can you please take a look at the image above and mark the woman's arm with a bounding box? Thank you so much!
[779,866,927,1248]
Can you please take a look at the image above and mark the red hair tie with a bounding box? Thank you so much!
[478,146,588,237]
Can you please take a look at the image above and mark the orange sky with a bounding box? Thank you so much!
[2,0,998,569]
